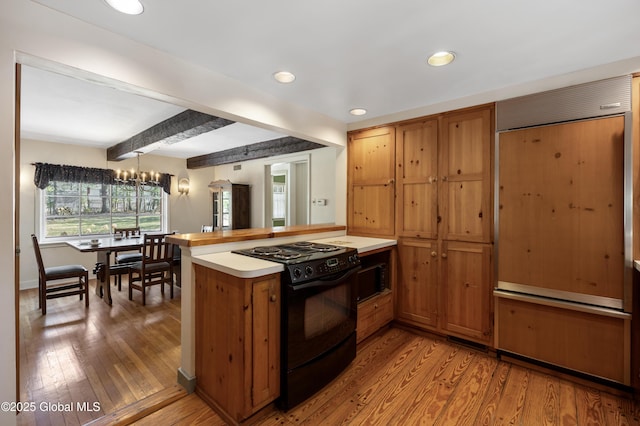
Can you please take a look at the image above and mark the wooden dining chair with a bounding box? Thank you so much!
[128,233,174,305]
[112,226,143,290]
[31,234,89,315]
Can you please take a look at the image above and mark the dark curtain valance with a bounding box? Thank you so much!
[33,162,172,194]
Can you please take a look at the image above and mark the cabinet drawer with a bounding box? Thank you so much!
[357,290,393,343]
[496,296,629,384]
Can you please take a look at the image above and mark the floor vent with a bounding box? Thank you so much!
[446,335,487,352]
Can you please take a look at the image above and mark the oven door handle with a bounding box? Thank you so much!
[291,266,361,291]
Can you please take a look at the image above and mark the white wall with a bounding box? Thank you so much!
[19,138,214,289]
[212,146,338,227]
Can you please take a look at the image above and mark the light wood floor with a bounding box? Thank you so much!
[140,327,639,426]
[18,279,181,426]
[18,281,639,425]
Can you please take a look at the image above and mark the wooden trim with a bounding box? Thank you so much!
[84,385,187,426]
[14,62,21,408]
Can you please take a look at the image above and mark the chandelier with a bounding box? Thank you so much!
[114,151,160,186]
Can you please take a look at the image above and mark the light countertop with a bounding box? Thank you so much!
[310,235,397,254]
[191,251,283,279]
[190,235,396,278]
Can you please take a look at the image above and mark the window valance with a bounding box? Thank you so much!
[33,162,172,194]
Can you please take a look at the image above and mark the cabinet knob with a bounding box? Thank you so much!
[442,176,448,182]
[431,251,437,257]
[441,253,448,259]
[270,294,277,303]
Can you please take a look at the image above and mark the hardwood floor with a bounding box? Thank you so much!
[141,327,639,426]
[17,279,181,426]
[17,281,639,425]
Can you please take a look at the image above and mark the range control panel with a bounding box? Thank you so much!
[286,250,360,284]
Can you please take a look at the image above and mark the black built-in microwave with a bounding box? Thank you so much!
[356,262,388,301]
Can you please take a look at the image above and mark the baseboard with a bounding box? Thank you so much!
[20,279,38,291]
[177,367,196,394]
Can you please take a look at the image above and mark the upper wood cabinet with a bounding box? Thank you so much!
[440,107,493,243]
[396,119,439,239]
[348,126,396,237]
[394,106,493,243]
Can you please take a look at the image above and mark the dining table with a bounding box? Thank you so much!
[66,236,144,306]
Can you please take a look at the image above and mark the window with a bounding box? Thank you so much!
[41,180,166,241]
[34,162,171,241]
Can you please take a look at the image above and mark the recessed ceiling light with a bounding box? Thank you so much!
[104,0,144,15]
[273,71,296,83]
[349,108,367,116]
[427,51,456,67]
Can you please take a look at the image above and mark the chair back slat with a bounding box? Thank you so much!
[31,234,46,278]
[142,233,173,265]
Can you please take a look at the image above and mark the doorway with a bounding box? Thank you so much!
[264,155,310,227]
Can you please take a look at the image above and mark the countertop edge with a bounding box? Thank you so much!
[167,224,346,247]
[192,253,284,279]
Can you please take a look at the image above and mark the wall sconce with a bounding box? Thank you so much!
[178,178,190,195]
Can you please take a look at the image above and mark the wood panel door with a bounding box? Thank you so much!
[396,119,439,239]
[348,127,396,236]
[396,238,439,328]
[251,276,280,410]
[440,107,493,242]
[498,116,625,301]
[440,241,492,343]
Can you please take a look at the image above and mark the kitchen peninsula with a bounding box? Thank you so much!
[166,224,397,424]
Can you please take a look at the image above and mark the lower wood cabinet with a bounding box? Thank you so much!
[194,265,280,423]
[441,241,492,342]
[396,238,438,328]
[496,295,630,384]
[396,238,493,345]
[357,289,393,343]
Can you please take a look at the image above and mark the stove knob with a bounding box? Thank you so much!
[293,268,302,279]
[305,265,314,276]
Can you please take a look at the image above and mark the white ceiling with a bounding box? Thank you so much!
[22,0,640,159]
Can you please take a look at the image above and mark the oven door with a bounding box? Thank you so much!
[284,266,359,370]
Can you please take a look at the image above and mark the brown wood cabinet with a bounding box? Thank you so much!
[209,180,251,231]
[496,296,628,384]
[440,108,493,243]
[194,265,280,423]
[348,126,396,237]
[440,241,492,342]
[396,119,439,239]
[396,238,438,328]
[393,105,495,345]
[357,289,393,343]
[396,238,493,344]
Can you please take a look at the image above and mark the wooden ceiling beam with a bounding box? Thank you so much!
[186,136,325,169]
[107,110,234,161]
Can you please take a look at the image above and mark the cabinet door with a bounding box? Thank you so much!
[251,276,280,410]
[348,127,396,236]
[441,241,492,343]
[396,238,438,328]
[396,120,439,239]
[440,106,493,242]
[498,116,624,301]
